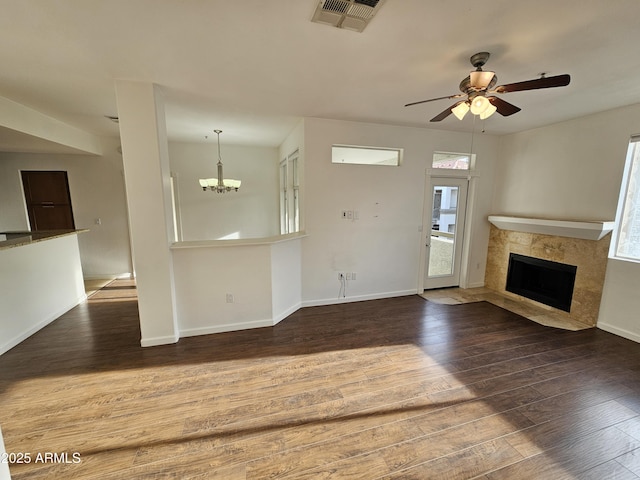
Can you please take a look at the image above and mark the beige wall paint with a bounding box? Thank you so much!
[168,141,279,240]
[301,117,500,304]
[493,103,640,342]
[0,137,132,277]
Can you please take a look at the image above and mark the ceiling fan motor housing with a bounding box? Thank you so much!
[470,51,491,69]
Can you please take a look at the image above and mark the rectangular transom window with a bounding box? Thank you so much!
[432,152,471,170]
[332,145,401,166]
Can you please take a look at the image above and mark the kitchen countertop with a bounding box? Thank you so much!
[0,229,88,250]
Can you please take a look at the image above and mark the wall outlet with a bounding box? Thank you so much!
[226,293,234,303]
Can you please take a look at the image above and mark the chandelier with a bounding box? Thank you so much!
[198,129,241,193]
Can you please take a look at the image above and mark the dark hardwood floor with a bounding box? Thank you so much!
[1,279,640,479]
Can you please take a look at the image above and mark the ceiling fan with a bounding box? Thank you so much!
[405,52,570,122]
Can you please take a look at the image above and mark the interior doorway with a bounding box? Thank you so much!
[423,176,468,289]
[21,170,75,230]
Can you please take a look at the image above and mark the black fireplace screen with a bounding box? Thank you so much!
[505,253,577,312]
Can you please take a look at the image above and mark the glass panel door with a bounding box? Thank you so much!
[424,177,468,289]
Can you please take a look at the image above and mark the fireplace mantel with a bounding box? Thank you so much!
[488,215,615,241]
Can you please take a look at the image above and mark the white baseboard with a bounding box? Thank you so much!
[302,290,416,308]
[175,292,416,341]
[180,318,274,338]
[463,281,485,289]
[140,334,179,347]
[273,303,302,325]
[0,293,86,356]
[597,322,640,344]
[83,273,132,280]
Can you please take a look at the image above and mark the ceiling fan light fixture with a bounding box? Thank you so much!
[479,103,497,120]
[470,70,495,89]
[451,101,470,120]
[405,52,570,123]
[470,95,490,115]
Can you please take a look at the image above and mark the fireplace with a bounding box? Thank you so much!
[506,253,577,312]
[485,221,611,327]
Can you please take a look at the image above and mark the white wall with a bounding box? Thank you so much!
[0,137,133,277]
[494,103,640,342]
[301,118,499,305]
[271,237,302,322]
[0,95,102,155]
[0,234,86,356]
[116,80,179,348]
[169,142,279,240]
[173,243,273,336]
[494,107,636,221]
[172,236,304,336]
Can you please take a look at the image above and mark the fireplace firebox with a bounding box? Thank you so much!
[505,253,577,312]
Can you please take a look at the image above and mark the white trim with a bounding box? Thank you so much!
[171,232,307,249]
[273,303,302,325]
[459,175,477,288]
[597,322,640,344]
[488,215,614,241]
[140,334,179,347]
[425,168,480,178]
[82,273,132,280]
[180,319,274,338]
[610,137,639,258]
[420,176,470,290]
[302,290,416,308]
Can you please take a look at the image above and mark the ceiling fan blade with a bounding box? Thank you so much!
[405,93,463,107]
[488,96,521,116]
[430,102,461,122]
[493,74,570,94]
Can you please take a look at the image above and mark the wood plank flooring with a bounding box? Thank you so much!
[1,279,640,479]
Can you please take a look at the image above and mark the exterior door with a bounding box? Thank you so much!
[424,177,468,289]
[21,171,75,231]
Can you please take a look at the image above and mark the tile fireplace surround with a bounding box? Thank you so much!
[484,217,612,328]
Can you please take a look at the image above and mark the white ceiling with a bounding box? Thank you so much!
[2,0,640,150]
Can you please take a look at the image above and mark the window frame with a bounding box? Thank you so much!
[331,144,402,166]
[279,149,300,235]
[611,135,640,262]
[431,151,473,171]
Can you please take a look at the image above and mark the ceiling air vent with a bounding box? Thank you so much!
[311,0,385,33]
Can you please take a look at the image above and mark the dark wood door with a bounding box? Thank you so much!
[21,171,75,231]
